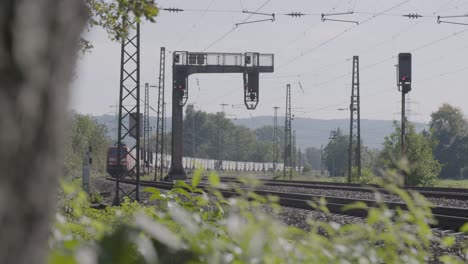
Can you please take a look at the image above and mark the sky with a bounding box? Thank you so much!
[71,0,468,123]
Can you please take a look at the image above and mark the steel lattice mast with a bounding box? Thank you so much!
[284,84,292,180]
[144,82,150,173]
[154,47,166,181]
[273,106,279,172]
[114,20,141,204]
[348,55,361,183]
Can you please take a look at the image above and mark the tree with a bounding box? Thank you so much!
[323,128,349,177]
[0,1,159,263]
[443,136,468,179]
[64,113,112,179]
[380,122,441,186]
[182,106,280,163]
[304,147,322,171]
[429,104,468,178]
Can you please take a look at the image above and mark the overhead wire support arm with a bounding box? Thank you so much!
[242,10,275,17]
[321,11,359,24]
[236,18,275,27]
[438,13,468,26]
[236,9,275,27]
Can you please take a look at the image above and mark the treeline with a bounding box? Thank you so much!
[181,105,285,162]
[322,103,468,185]
[64,104,468,184]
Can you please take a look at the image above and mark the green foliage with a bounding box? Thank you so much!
[89,192,104,204]
[430,104,468,179]
[64,113,112,179]
[351,167,380,184]
[50,172,468,264]
[380,121,441,186]
[304,147,322,171]
[182,105,278,162]
[324,128,348,176]
[302,164,312,174]
[84,0,159,44]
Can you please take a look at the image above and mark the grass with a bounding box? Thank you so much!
[436,179,468,189]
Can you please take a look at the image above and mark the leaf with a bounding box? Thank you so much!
[341,202,368,212]
[460,222,468,232]
[143,187,160,195]
[172,188,192,199]
[135,214,183,250]
[174,180,193,192]
[208,172,220,187]
[441,236,456,248]
[191,170,202,188]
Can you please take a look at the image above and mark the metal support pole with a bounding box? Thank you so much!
[293,130,296,172]
[273,106,279,174]
[401,90,407,185]
[162,102,166,177]
[192,113,195,159]
[113,20,141,205]
[348,56,361,183]
[144,83,150,174]
[82,147,92,194]
[154,47,166,181]
[169,72,188,180]
[284,84,292,180]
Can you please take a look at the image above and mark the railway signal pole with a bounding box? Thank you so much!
[144,83,150,174]
[397,53,412,185]
[114,20,141,204]
[284,84,293,180]
[273,106,279,173]
[348,56,361,183]
[293,130,297,172]
[154,47,166,181]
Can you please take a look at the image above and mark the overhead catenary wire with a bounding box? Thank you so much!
[159,1,467,121]
[303,26,468,89]
[202,0,273,51]
[277,0,411,71]
[173,0,218,49]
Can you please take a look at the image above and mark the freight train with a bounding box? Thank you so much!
[106,145,286,177]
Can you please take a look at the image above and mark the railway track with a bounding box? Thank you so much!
[107,177,468,230]
[205,177,468,200]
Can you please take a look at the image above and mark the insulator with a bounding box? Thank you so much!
[403,13,422,19]
[162,7,184,13]
[286,12,305,17]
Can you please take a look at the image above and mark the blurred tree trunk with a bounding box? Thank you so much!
[0,1,86,263]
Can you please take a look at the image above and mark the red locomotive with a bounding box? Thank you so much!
[106,145,136,177]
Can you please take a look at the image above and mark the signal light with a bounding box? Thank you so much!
[398,53,412,83]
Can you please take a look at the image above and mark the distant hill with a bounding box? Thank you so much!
[233,116,426,150]
[92,114,426,150]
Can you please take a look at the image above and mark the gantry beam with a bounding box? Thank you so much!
[168,51,274,180]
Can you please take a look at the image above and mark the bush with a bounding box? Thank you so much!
[351,167,380,184]
[89,192,103,204]
[302,164,312,174]
[50,170,468,264]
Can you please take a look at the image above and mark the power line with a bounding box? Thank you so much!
[306,26,468,89]
[202,0,273,51]
[278,1,411,71]
[173,0,218,49]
